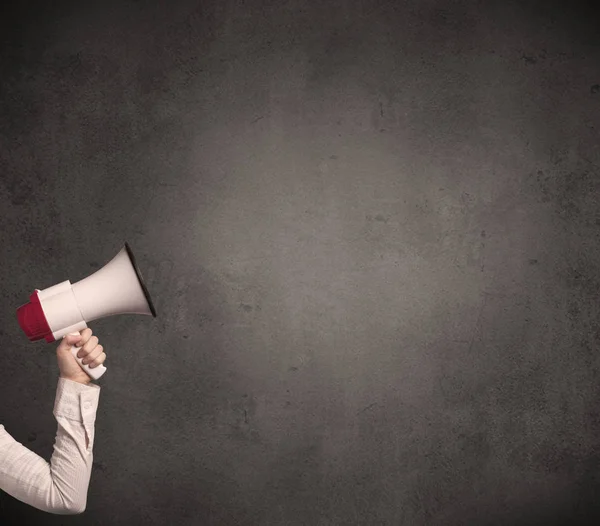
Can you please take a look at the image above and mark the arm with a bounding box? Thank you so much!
[0,377,101,514]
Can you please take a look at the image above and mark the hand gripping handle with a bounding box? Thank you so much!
[68,333,107,380]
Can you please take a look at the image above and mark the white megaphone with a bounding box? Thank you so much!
[16,242,157,381]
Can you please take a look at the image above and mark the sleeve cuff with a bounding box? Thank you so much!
[53,377,101,424]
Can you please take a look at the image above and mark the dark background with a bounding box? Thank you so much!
[1,0,600,524]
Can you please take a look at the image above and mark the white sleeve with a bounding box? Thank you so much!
[0,378,101,514]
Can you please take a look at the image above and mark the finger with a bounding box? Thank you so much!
[59,333,82,351]
[82,344,103,365]
[89,352,107,369]
[77,328,93,348]
[77,336,99,357]
[77,336,98,358]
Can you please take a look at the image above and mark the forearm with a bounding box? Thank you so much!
[0,378,100,514]
[47,378,100,513]
[0,422,91,514]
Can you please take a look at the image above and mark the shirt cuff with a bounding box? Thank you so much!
[53,377,101,424]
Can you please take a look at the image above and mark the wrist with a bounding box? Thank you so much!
[61,374,91,386]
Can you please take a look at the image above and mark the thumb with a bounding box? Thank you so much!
[58,333,82,352]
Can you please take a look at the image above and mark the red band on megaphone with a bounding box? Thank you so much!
[16,291,52,342]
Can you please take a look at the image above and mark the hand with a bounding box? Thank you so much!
[57,328,107,385]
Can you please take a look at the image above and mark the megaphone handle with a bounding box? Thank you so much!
[70,344,107,380]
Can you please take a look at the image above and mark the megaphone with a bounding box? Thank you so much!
[16,242,157,381]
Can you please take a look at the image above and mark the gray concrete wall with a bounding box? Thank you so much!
[1,0,600,524]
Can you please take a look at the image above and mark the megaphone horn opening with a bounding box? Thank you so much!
[124,242,157,318]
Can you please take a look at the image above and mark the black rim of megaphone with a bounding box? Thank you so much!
[124,242,157,317]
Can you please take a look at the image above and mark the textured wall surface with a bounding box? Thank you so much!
[1,0,600,524]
